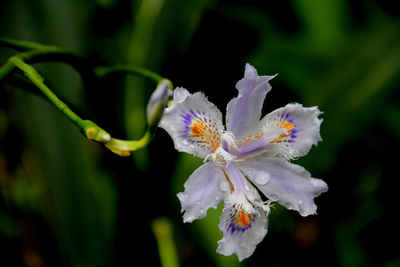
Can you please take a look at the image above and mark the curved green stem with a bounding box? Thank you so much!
[0,37,173,155]
[105,130,153,156]
[7,56,111,143]
[95,65,173,89]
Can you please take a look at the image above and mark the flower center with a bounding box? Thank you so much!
[204,131,238,166]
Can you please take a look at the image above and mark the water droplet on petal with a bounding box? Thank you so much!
[285,203,293,210]
[247,170,254,177]
[268,194,279,201]
[182,139,189,146]
[244,185,250,191]
[200,208,204,214]
[219,180,230,192]
[298,200,303,205]
[254,173,270,185]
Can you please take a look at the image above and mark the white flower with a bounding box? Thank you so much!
[159,63,328,261]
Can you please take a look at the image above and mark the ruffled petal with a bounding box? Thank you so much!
[217,200,268,261]
[177,162,226,223]
[232,103,322,160]
[237,158,328,216]
[159,88,224,159]
[260,103,322,160]
[226,63,276,140]
[216,163,269,261]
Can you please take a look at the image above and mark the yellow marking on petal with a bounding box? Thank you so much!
[270,119,295,144]
[222,168,235,193]
[280,120,295,131]
[189,119,221,151]
[237,132,264,144]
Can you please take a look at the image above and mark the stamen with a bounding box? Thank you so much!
[221,131,239,150]
[204,147,237,167]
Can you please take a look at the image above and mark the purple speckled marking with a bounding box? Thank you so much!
[283,113,299,142]
[178,108,221,152]
[179,108,201,137]
[225,210,255,235]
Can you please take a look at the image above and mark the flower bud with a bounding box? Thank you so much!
[146,80,171,127]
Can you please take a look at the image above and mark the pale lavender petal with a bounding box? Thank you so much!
[237,158,328,216]
[177,162,226,223]
[231,103,322,161]
[259,103,323,160]
[217,202,268,261]
[159,87,224,159]
[226,63,276,140]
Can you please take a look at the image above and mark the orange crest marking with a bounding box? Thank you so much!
[270,119,296,144]
[280,120,295,131]
[236,210,252,227]
[189,118,221,152]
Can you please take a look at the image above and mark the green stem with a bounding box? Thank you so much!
[105,130,153,156]
[0,37,173,155]
[0,37,46,51]
[6,56,110,143]
[95,65,167,85]
[152,217,180,267]
[0,38,95,83]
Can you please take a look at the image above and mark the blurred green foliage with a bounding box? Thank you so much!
[1,0,400,266]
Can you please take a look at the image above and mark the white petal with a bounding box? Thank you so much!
[226,63,276,140]
[237,158,328,216]
[260,103,323,160]
[217,200,268,261]
[159,88,224,159]
[177,162,226,223]
[172,87,189,103]
[216,163,269,261]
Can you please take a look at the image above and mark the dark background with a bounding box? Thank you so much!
[1,0,400,266]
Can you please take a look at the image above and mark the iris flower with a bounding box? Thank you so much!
[159,64,328,261]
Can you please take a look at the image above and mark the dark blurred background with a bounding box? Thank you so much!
[1,0,400,266]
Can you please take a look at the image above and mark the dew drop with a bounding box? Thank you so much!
[298,200,303,205]
[254,173,270,185]
[219,180,230,192]
[200,208,204,214]
[182,139,189,146]
[268,194,279,201]
[247,170,254,177]
[285,203,293,210]
[244,185,250,192]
